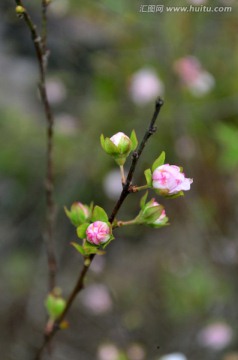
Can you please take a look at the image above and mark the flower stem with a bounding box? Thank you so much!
[120,165,126,184]
[135,184,149,192]
[117,219,137,227]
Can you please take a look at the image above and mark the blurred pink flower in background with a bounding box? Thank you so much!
[174,56,215,96]
[97,343,120,360]
[46,78,67,104]
[55,113,77,135]
[81,284,113,315]
[129,68,164,105]
[175,135,196,160]
[90,255,106,274]
[103,169,122,200]
[198,322,233,350]
[127,343,145,360]
[49,0,70,15]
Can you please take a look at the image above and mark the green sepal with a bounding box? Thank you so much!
[140,191,148,208]
[64,206,71,220]
[77,222,90,239]
[136,204,163,224]
[104,137,120,155]
[154,189,184,198]
[71,241,105,256]
[167,191,184,199]
[101,134,120,156]
[130,129,138,151]
[100,134,105,149]
[144,168,152,187]
[83,242,102,255]
[89,201,94,215]
[149,216,169,228]
[71,242,86,255]
[152,151,166,172]
[92,206,108,222]
[101,235,115,249]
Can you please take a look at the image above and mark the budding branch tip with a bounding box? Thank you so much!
[156,97,164,107]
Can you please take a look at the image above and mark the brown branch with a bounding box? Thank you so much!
[109,97,164,223]
[34,98,164,359]
[15,0,57,291]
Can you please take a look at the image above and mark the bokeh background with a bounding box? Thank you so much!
[1,0,238,359]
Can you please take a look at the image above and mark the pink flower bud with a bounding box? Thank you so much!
[65,202,91,227]
[110,132,131,152]
[152,164,193,195]
[144,200,167,225]
[151,202,167,224]
[86,221,111,245]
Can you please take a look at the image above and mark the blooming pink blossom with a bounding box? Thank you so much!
[86,221,110,245]
[152,164,193,195]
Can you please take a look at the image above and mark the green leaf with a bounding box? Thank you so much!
[71,242,86,255]
[144,168,152,187]
[140,191,148,209]
[76,223,90,239]
[92,205,108,222]
[130,129,138,151]
[152,151,166,172]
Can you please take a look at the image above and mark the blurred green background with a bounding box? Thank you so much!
[1,0,238,359]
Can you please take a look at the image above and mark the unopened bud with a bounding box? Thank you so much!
[84,258,91,267]
[16,5,25,14]
[101,130,138,166]
[45,287,66,320]
[64,202,91,227]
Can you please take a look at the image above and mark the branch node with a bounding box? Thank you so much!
[34,36,42,44]
[132,151,139,159]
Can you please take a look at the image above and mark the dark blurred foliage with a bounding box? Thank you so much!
[1,0,238,359]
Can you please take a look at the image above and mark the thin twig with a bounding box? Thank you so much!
[15,0,57,291]
[34,98,164,359]
[109,97,164,223]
